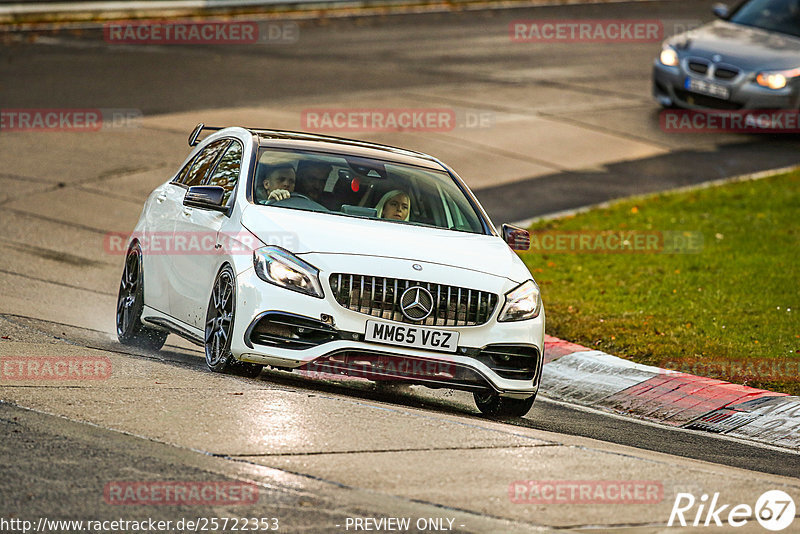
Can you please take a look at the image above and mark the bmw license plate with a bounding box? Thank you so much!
[364,320,459,353]
[684,77,730,100]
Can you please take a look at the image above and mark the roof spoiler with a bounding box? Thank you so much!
[188,123,224,147]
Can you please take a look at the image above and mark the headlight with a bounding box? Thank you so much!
[498,280,541,322]
[756,68,800,90]
[659,47,679,67]
[253,246,324,298]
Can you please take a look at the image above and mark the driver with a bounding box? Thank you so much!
[295,160,332,203]
[260,164,296,202]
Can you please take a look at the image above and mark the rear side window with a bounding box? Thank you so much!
[173,158,194,184]
[183,139,230,187]
[206,140,243,204]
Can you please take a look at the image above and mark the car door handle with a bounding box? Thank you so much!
[156,193,167,203]
[182,208,192,217]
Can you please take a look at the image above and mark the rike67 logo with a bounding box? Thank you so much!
[668,490,795,531]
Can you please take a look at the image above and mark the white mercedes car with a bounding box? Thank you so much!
[116,124,544,416]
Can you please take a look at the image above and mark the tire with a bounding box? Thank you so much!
[116,243,168,351]
[230,360,263,378]
[204,265,262,378]
[473,391,535,417]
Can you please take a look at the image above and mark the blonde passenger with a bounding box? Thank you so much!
[375,190,411,221]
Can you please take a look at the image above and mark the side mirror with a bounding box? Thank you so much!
[712,3,730,19]
[184,186,229,214]
[502,224,530,251]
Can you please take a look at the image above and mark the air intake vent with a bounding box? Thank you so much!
[714,66,739,80]
[688,60,709,74]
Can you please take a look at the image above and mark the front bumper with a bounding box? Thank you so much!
[652,60,799,110]
[229,266,545,398]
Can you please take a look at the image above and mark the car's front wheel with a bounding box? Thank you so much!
[116,243,168,350]
[473,391,535,417]
[204,265,262,378]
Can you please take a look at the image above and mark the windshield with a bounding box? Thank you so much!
[253,147,487,234]
[729,0,800,38]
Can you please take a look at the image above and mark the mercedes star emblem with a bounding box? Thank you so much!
[400,286,434,321]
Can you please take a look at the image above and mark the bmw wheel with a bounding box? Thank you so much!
[204,265,262,377]
[474,391,535,417]
[116,243,168,350]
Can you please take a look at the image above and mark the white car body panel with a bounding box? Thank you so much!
[140,184,184,314]
[168,206,227,328]
[240,205,531,283]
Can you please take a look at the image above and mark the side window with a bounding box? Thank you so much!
[206,140,242,204]
[173,157,194,184]
[184,139,230,187]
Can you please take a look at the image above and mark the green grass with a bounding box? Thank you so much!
[519,170,800,395]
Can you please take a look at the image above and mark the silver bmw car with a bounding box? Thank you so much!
[653,0,800,110]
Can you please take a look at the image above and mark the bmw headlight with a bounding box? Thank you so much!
[659,46,679,67]
[253,246,324,298]
[756,67,800,90]
[498,280,541,322]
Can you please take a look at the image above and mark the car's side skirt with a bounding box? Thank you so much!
[142,307,204,346]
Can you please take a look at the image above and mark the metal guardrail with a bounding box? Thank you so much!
[0,0,403,6]
[0,0,461,16]
[0,0,362,4]
[0,0,426,21]
[0,0,588,23]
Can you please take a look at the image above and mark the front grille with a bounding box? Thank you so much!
[688,60,709,74]
[714,67,739,81]
[329,274,499,327]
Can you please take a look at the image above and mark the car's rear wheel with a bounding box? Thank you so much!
[473,391,535,417]
[116,243,168,350]
[204,265,262,378]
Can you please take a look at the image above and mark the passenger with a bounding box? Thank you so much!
[375,190,411,221]
[295,161,332,203]
[260,164,296,202]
